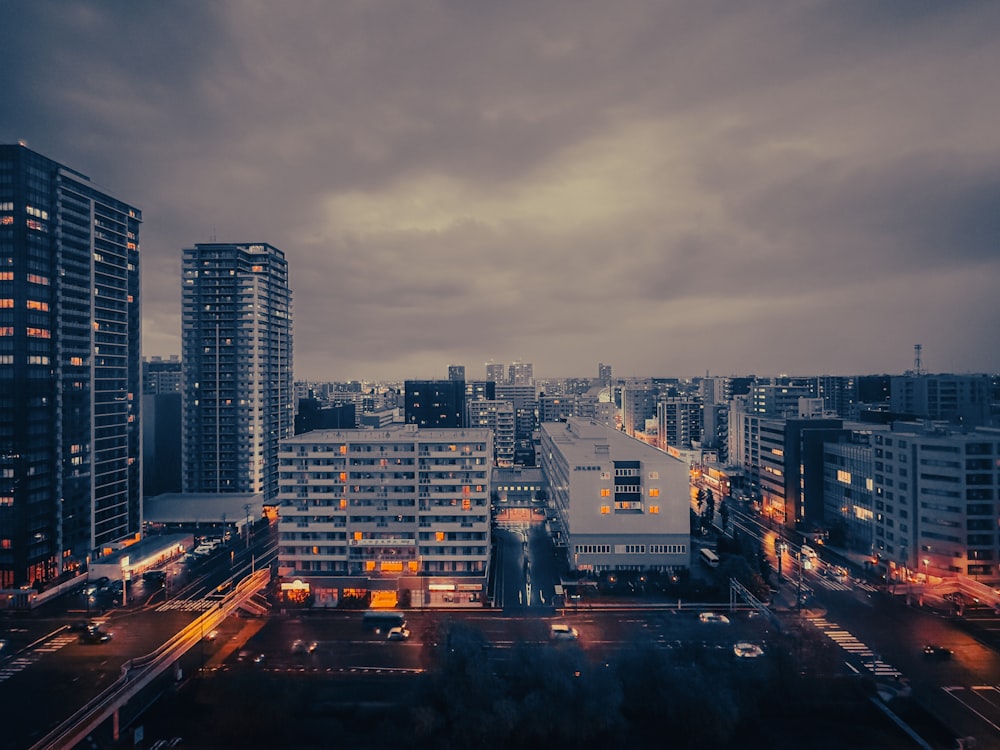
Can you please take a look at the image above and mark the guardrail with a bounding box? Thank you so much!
[30,568,271,750]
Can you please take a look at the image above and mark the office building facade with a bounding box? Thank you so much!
[0,144,142,587]
[181,242,293,502]
[874,424,1000,579]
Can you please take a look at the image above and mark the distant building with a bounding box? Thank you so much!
[822,429,878,554]
[181,242,293,502]
[144,355,183,394]
[485,361,506,385]
[598,362,613,386]
[143,356,183,498]
[508,361,533,386]
[621,381,658,437]
[538,393,575,423]
[657,397,702,450]
[758,415,844,528]
[447,364,466,382]
[295,398,356,434]
[890,374,992,428]
[277,425,492,608]
[467,400,515,467]
[404,380,465,428]
[0,144,142,587]
[538,418,690,574]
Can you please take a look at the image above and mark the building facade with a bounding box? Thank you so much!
[181,242,293,502]
[538,418,690,574]
[404,380,466,428]
[277,425,492,608]
[467,399,515,467]
[875,423,1000,580]
[0,144,142,587]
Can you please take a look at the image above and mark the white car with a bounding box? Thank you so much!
[698,612,730,625]
[733,642,764,659]
[387,626,410,641]
[550,624,579,641]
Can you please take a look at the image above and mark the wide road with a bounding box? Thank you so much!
[0,530,276,750]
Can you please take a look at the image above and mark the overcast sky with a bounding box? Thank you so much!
[3,1,999,382]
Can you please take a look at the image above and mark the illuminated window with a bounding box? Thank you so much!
[0,271,12,280]
[837,470,852,484]
[649,505,660,514]
[70,356,84,366]
[600,488,610,497]
[27,327,50,338]
[251,265,263,273]
[462,498,471,510]
[0,299,12,308]
[312,546,319,555]
[354,531,363,541]
[381,561,403,572]
[436,531,445,541]
[0,496,12,507]
[600,505,611,515]
[25,300,47,311]
[27,274,49,285]
[648,488,659,497]
[340,445,347,455]
[365,560,376,571]
[0,327,12,336]
[339,498,347,509]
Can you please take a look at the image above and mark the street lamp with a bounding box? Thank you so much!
[923,558,929,581]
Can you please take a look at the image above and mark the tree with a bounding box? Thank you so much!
[703,489,716,527]
[719,499,730,531]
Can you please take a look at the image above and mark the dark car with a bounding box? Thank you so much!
[923,644,952,660]
[80,624,112,644]
[69,620,97,633]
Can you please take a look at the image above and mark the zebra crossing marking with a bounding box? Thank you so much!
[807,615,902,679]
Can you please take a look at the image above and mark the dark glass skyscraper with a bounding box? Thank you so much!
[0,144,142,587]
[181,243,293,502]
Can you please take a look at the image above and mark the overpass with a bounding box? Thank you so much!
[30,568,271,750]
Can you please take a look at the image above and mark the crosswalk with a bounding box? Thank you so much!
[812,576,878,593]
[0,632,78,683]
[807,615,902,679]
[156,597,221,613]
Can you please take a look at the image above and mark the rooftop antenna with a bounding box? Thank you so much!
[913,344,922,376]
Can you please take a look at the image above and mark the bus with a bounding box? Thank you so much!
[800,545,818,570]
[699,547,720,569]
[362,611,406,632]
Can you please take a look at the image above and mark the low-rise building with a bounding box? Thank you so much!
[538,418,690,574]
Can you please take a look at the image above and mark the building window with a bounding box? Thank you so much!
[600,505,611,515]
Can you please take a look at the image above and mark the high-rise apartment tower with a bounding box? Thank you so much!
[181,242,293,502]
[0,144,142,587]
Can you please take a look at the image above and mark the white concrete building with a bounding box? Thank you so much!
[539,418,690,574]
[277,424,492,608]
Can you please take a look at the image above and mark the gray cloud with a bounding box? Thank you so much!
[2,0,998,380]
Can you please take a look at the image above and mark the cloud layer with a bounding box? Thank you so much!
[3,0,998,380]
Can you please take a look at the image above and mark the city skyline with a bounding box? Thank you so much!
[3,2,1000,381]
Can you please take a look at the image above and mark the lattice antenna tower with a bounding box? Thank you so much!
[913,344,922,376]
